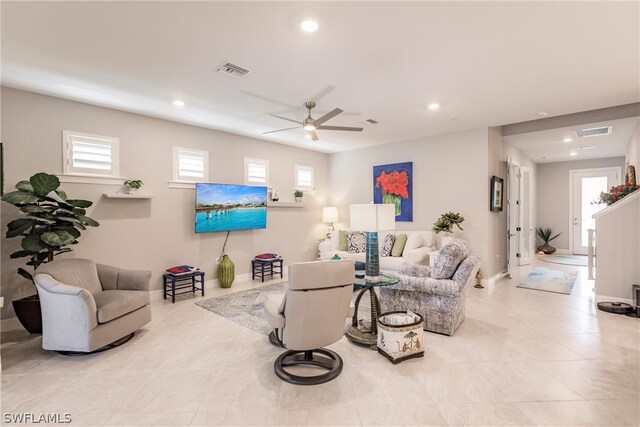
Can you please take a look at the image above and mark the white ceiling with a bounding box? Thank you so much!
[504,116,640,164]
[2,1,639,154]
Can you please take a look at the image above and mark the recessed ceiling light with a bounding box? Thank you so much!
[173,100,185,107]
[301,20,319,32]
[569,152,578,156]
[428,103,440,110]
[563,137,573,143]
[538,111,549,117]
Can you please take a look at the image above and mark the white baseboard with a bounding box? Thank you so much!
[594,294,633,305]
[481,271,509,286]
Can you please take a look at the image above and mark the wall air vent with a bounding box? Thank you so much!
[577,126,612,138]
[215,62,250,78]
[365,119,379,125]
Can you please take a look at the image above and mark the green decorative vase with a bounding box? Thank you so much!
[382,193,402,216]
[218,255,235,288]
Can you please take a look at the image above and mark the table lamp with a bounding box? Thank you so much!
[322,207,339,238]
[350,204,396,281]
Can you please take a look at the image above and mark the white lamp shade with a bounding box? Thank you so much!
[350,204,396,231]
[322,206,339,223]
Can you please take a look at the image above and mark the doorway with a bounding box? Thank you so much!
[507,159,534,277]
[569,167,620,255]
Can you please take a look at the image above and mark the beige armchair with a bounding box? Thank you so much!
[264,259,354,385]
[34,258,151,354]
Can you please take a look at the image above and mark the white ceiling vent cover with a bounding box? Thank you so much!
[215,62,250,78]
[577,126,612,138]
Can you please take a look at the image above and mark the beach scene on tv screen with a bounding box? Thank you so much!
[195,184,267,233]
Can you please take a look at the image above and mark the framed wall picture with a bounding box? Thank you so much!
[490,175,504,212]
[373,162,413,221]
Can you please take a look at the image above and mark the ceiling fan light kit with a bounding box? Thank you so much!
[264,100,363,141]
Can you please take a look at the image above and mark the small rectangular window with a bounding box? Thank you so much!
[244,157,269,186]
[63,131,119,177]
[295,164,314,191]
[173,147,209,182]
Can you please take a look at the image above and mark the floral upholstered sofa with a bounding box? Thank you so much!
[379,239,481,335]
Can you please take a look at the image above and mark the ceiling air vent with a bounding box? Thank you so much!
[365,119,379,125]
[215,62,250,78]
[577,126,612,138]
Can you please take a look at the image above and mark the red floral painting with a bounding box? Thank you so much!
[373,162,412,221]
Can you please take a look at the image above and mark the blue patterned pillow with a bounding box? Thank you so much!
[346,232,366,253]
[380,234,395,257]
[432,239,468,279]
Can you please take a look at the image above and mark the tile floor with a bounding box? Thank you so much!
[1,261,639,426]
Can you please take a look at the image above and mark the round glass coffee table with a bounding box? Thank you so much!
[346,273,399,348]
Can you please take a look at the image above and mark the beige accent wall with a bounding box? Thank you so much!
[328,127,504,279]
[486,127,507,278]
[1,87,329,318]
[536,157,625,252]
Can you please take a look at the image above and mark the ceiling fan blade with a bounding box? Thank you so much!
[262,126,300,135]
[308,131,319,141]
[317,125,364,132]
[268,114,302,125]
[309,85,336,103]
[313,108,343,126]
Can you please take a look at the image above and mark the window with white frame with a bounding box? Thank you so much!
[244,157,269,186]
[295,164,314,191]
[173,147,209,182]
[62,130,120,177]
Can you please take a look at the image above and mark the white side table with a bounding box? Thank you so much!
[428,251,440,267]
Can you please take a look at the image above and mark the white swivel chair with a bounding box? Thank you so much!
[264,260,355,385]
[34,258,151,354]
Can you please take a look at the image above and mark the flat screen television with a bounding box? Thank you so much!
[195,183,267,233]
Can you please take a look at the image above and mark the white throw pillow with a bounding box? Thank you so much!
[404,233,423,251]
[419,231,434,248]
[403,247,429,265]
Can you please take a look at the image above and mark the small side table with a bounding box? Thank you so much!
[162,271,205,303]
[346,273,400,349]
[252,258,283,282]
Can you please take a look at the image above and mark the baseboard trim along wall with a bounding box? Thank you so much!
[594,294,633,306]
[482,271,509,286]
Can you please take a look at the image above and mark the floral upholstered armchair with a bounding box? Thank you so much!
[379,239,481,336]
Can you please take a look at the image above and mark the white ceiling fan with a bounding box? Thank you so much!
[263,101,363,141]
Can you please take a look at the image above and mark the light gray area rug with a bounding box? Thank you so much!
[538,254,592,267]
[517,267,578,295]
[195,283,285,335]
[196,282,369,335]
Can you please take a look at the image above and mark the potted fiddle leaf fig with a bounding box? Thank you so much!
[2,172,100,333]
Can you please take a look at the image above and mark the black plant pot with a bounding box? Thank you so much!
[12,294,43,334]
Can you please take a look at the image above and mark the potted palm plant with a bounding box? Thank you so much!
[2,172,100,333]
[536,227,561,254]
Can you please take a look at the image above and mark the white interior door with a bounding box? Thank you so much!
[571,168,620,255]
[507,159,520,274]
[519,167,533,265]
